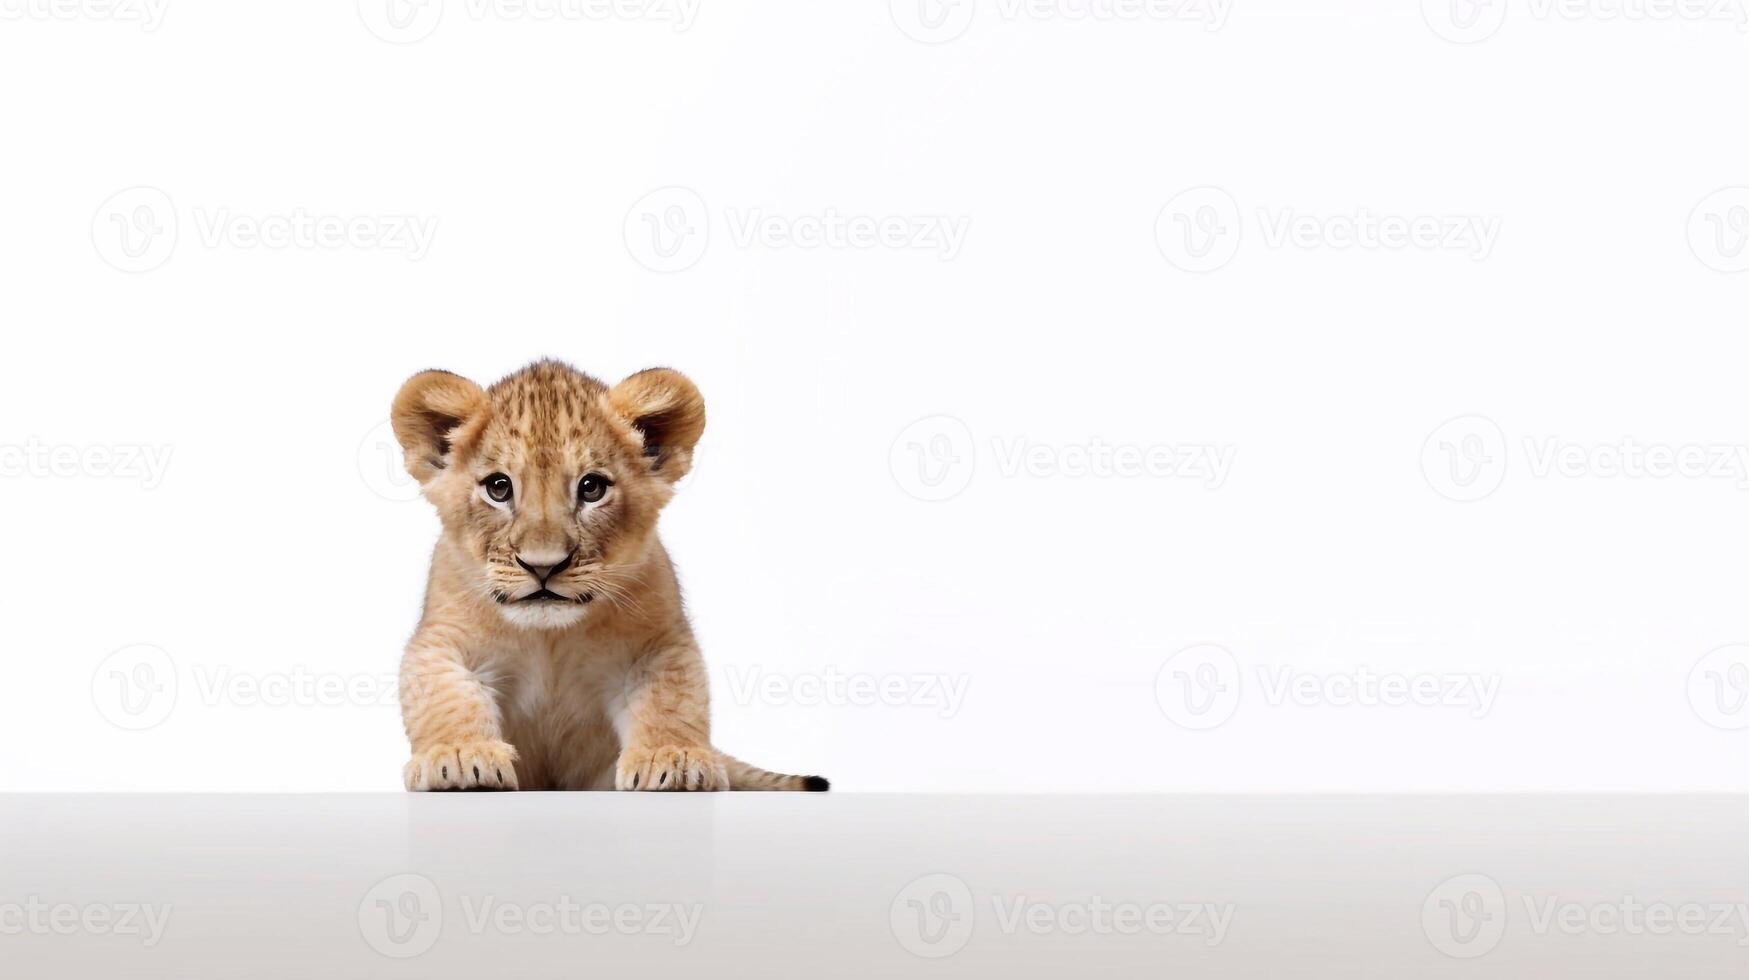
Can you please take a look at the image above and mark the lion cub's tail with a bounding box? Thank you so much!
[720,753,830,792]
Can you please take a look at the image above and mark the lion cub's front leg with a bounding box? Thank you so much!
[614,644,728,791]
[400,636,519,791]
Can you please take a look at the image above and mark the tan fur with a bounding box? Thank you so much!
[391,360,827,792]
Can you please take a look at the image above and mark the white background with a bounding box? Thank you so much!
[3,0,1748,791]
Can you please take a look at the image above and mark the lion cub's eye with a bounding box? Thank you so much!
[482,473,514,503]
[578,473,612,504]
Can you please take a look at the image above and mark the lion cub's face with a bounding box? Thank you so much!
[392,360,705,631]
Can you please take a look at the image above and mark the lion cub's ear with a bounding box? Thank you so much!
[609,368,706,482]
[391,370,487,484]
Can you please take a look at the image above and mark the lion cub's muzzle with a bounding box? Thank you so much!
[494,551,595,606]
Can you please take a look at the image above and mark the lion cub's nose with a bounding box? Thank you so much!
[515,550,575,582]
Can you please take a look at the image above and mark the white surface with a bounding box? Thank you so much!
[3,3,1749,792]
[5,793,1749,977]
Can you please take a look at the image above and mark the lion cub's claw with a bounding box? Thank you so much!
[405,741,520,791]
[615,746,728,791]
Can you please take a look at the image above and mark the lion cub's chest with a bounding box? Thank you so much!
[484,635,636,790]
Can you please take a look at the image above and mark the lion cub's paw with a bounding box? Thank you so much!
[615,745,729,792]
[405,741,520,791]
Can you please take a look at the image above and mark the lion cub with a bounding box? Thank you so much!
[391,359,827,792]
